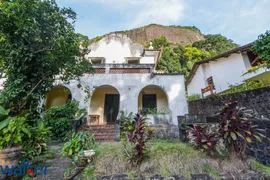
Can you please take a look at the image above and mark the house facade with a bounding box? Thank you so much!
[186,43,270,97]
[45,34,188,139]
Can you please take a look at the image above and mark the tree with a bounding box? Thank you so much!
[252,30,270,67]
[146,36,170,49]
[0,0,93,115]
[183,45,211,76]
[157,44,184,73]
[193,34,239,55]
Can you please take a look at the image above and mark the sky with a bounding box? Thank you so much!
[56,0,270,45]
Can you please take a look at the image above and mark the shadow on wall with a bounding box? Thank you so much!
[45,86,71,110]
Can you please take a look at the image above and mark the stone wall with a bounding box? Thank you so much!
[188,87,270,120]
[188,87,270,165]
[149,124,179,139]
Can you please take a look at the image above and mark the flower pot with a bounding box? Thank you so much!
[0,146,22,167]
[83,150,95,157]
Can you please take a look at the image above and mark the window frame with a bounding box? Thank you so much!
[142,94,157,110]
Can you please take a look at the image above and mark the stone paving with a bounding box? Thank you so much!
[37,143,73,180]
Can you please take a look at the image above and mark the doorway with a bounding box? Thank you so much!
[104,94,120,124]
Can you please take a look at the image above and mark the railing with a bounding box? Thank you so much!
[90,64,154,74]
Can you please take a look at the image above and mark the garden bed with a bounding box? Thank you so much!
[90,139,270,179]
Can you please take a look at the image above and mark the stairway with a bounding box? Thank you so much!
[89,125,116,142]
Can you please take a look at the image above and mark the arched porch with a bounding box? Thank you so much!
[45,86,72,110]
[89,85,120,125]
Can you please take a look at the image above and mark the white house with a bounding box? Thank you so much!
[45,33,188,140]
[186,43,270,97]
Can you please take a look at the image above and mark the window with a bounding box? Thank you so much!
[125,57,140,64]
[89,57,105,64]
[142,94,157,110]
[127,59,139,64]
[247,51,263,66]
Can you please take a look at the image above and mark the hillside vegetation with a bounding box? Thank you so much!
[151,35,238,77]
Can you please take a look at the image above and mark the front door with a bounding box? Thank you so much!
[104,94,120,124]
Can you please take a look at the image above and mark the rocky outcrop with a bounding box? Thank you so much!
[90,24,205,46]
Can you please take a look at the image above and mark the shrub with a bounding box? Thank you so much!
[127,112,154,164]
[219,81,265,96]
[22,123,52,160]
[61,130,96,164]
[187,94,201,101]
[187,124,217,154]
[187,101,265,159]
[43,100,86,141]
[0,106,31,149]
[217,101,264,157]
[119,111,135,141]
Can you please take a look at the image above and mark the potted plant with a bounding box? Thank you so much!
[0,106,30,167]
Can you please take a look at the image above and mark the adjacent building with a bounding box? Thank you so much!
[186,43,270,97]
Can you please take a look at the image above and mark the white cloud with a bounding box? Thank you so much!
[60,0,185,29]
[193,0,270,44]
[128,0,185,28]
[57,0,270,44]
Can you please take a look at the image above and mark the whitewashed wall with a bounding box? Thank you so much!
[63,74,188,125]
[187,66,205,96]
[187,53,250,96]
[87,34,155,64]
[209,53,247,93]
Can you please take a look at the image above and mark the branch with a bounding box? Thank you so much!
[33,43,56,54]
[0,73,6,79]
[33,47,54,54]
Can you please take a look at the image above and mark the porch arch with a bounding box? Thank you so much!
[137,85,169,114]
[45,85,72,110]
[89,85,120,125]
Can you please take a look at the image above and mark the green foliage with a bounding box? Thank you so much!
[169,25,202,34]
[220,81,265,96]
[22,123,52,160]
[203,164,220,178]
[193,34,239,55]
[145,36,170,49]
[250,160,270,175]
[0,116,30,149]
[0,0,93,115]
[157,45,184,73]
[156,40,210,76]
[43,100,86,140]
[0,105,51,159]
[61,130,96,163]
[242,62,268,75]
[187,94,201,101]
[139,108,168,115]
[252,30,270,67]
[91,35,105,44]
[183,45,211,76]
[150,34,238,77]
[119,111,135,141]
[77,33,90,48]
[83,165,96,180]
[0,106,30,149]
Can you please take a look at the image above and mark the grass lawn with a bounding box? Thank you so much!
[91,139,270,179]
